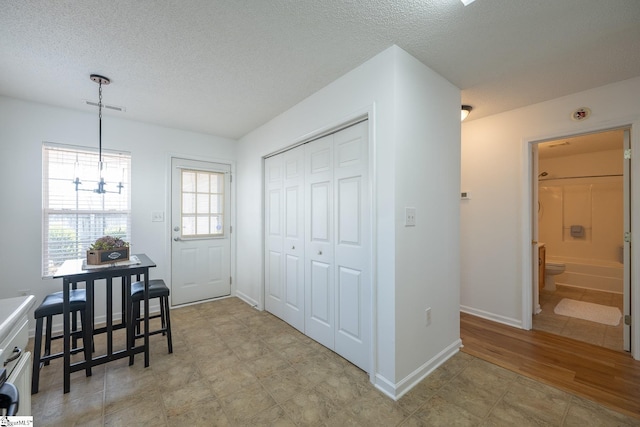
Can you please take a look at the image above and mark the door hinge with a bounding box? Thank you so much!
[624,149,631,159]
[230,174,233,183]
[230,225,233,233]
[230,276,233,285]
[624,231,631,243]
[625,315,631,326]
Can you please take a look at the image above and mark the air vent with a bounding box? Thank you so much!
[84,100,126,112]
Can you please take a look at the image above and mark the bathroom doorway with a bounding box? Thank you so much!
[531,128,631,352]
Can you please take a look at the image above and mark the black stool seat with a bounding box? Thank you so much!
[131,279,170,301]
[32,289,92,394]
[34,289,87,318]
[129,279,173,362]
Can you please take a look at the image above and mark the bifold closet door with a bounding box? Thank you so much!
[304,134,336,349]
[304,120,370,371]
[264,146,305,332]
[265,120,370,372]
[332,121,370,371]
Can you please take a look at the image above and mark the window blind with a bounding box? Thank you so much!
[42,143,131,277]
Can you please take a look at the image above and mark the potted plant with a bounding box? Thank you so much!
[86,236,130,265]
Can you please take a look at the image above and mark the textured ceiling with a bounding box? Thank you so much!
[1,0,639,139]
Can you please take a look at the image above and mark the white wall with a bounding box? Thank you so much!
[461,77,640,340]
[393,51,461,385]
[236,45,461,397]
[0,96,235,328]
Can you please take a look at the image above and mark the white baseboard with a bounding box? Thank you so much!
[460,305,522,328]
[235,290,261,310]
[374,338,462,400]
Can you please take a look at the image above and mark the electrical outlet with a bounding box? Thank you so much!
[405,207,416,227]
[18,289,31,297]
[425,307,432,326]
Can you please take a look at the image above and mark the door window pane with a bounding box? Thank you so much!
[180,169,225,237]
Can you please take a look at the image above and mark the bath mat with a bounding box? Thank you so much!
[554,298,622,326]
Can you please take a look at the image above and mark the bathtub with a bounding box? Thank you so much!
[547,256,624,294]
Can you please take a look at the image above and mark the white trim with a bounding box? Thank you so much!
[521,116,640,360]
[235,290,260,310]
[374,339,462,400]
[461,305,522,328]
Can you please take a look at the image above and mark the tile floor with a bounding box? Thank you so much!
[534,284,624,351]
[30,297,638,426]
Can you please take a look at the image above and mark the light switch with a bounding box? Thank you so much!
[152,211,164,222]
[405,207,416,227]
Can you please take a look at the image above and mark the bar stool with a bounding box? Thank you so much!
[31,289,92,394]
[129,279,173,355]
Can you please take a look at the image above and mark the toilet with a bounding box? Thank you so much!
[544,262,565,291]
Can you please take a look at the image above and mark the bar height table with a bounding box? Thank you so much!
[54,253,156,393]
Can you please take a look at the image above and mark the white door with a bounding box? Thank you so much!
[264,146,305,331]
[333,121,370,371]
[264,120,371,372]
[171,158,231,305]
[305,134,335,349]
[265,155,285,318]
[283,147,306,330]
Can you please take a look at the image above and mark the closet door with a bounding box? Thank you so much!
[333,121,370,371]
[264,146,305,331]
[282,146,305,331]
[264,155,284,318]
[305,134,335,349]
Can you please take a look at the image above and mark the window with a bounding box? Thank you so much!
[180,169,225,237]
[42,143,131,277]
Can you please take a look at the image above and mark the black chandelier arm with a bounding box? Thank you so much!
[73,177,123,194]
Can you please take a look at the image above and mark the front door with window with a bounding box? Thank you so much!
[171,157,231,305]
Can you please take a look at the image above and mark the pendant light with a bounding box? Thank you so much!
[73,74,123,194]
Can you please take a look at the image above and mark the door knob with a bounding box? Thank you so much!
[318,250,322,255]
[173,237,181,241]
[174,226,180,232]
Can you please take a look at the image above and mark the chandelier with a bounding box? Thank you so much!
[73,74,123,194]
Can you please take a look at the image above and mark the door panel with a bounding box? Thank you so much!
[265,156,284,317]
[337,266,362,340]
[305,135,335,348]
[171,158,231,306]
[310,261,332,328]
[333,121,370,371]
[265,146,305,330]
[338,178,361,245]
[268,251,282,299]
[282,147,305,330]
[311,182,331,241]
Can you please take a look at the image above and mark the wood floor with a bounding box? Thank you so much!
[460,312,640,419]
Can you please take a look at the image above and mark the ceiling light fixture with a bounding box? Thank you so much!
[73,74,123,194]
[460,0,477,5]
[461,105,473,121]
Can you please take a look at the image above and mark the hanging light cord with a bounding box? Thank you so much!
[98,80,103,164]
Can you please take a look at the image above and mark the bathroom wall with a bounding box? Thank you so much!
[538,148,624,264]
[460,75,640,335]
